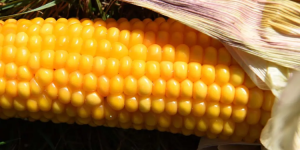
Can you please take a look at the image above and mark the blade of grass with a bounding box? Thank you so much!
[0,0,58,20]
[38,130,55,150]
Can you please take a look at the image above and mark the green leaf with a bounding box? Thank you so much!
[0,0,57,20]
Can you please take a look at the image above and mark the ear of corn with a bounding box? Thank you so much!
[0,17,274,143]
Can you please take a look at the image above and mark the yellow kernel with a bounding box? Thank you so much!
[45,83,58,99]
[111,42,128,59]
[172,115,183,128]
[160,61,173,80]
[17,82,30,98]
[0,62,4,77]
[110,75,124,95]
[209,118,223,134]
[53,69,68,87]
[192,100,206,117]
[234,85,249,105]
[174,62,188,82]
[97,76,110,97]
[2,45,17,63]
[246,109,261,125]
[170,32,184,47]
[55,36,69,51]
[207,83,221,102]
[218,47,231,65]
[180,79,193,98]
[220,83,235,104]
[15,47,30,66]
[138,76,152,96]
[222,120,235,136]
[156,31,169,47]
[65,53,80,72]
[0,95,13,109]
[71,91,85,107]
[139,96,151,113]
[45,17,56,24]
[32,17,44,25]
[158,113,171,128]
[119,21,131,31]
[58,87,71,104]
[95,39,111,57]
[162,44,175,62]
[6,80,17,97]
[147,44,161,62]
[170,22,185,33]
[193,81,207,100]
[178,98,192,116]
[129,44,147,61]
[129,30,144,48]
[67,23,83,37]
[154,17,166,25]
[167,18,175,24]
[243,75,256,89]
[38,94,52,111]
[211,38,223,49]
[159,22,170,31]
[152,78,166,96]
[124,76,137,96]
[86,92,102,106]
[27,97,39,112]
[17,20,31,33]
[206,102,220,118]
[201,65,215,85]
[94,26,107,40]
[125,96,138,112]
[132,21,145,31]
[35,68,53,86]
[52,101,65,114]
[54,50,68,69]
[107,27,120,43]
[30,79,42,95]
[145,61,160,81]
[53,23,67,37]
[4,33,16,46]
[166,79,180,98]
[118,109,130,123]
[78,55,93,74]
[69,71,83,89]
[215,64,230,86]
[77,104,92,118]
[248,87,264,109]
[15,32,29,48]
[165,98,177,115]
[107,94,125,111]
[83,73,97,92]
[261,111,271,126]
[13,97,26,111]
[262,91,275,111]
[40,23,53,37]
[118,56,132,77]
[105,58,119,78]
[151,96,165,114]
[131,60,145,78]
[203,47,217,65]
[28,36,42,52]
[132,112,144,124]
[248,125,263,140]
[40,50,54,69]
[220,104,232,120]
[81,26,95,39]
[184,31,197,47]
[92,57,106,76]
[92,104,104,120]
[82,19,94,26]
[143,31,156,47]
[81,39,97,56]
[68,37,83,53]
[184,115,196,130]
[232,105,247,123]
[117,18,128,24]
[26,24,40,36]
[5,63,17,79]
[119,30,130,48]
[187,63,201,82]
[229,65,245,86]
[145,22,158,32]
[145,112,157,126]
[143,18,152,24]
[66,104,77,117]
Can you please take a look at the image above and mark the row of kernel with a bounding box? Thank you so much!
[0,86,272,126]
[0,108,264,143]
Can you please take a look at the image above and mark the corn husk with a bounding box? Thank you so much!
[121,0,300,150]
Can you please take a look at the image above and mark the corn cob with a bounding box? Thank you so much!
[0,17,274,143]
